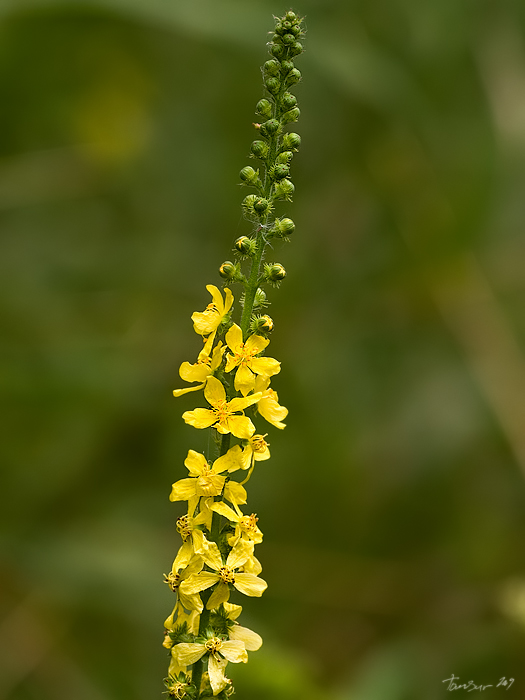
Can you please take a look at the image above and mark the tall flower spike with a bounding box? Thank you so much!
[164,11,304,698]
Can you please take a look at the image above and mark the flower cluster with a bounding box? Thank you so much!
[163,11,304,699]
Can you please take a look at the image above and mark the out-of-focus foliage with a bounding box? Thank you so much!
[1,1,525,698]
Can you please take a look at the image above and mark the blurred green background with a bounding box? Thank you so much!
[2,0,525,698]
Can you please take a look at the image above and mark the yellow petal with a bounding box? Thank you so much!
[210,343,225,371]
[212,445,244,474]
[244,333,269,354]
[225,323,243,353]
[220,640,248,663]
[206,580,231,609]
[204,375,226,405]
[225,415,255,439]
[173,540,193,570]
[169,478,196,502]
[229,624,263,651]
[242,553,262,575]
[207,284,224,313]
[234,363,255,397]
[257,394,288,429]
[182,408,217,429]
[173,382,206,397]
[223,602,242,620]
[249,356,280,377]
[193,533,223,571]
[179,362,210,383]
[228,392,262,412]
[180,571,219,595]
[210,500,240,522]
[208,654,229,696]
[195,473,226,497]
[224,352,239,373]
[184,450,208,476]
[233,573,267,597]
[191,310,220,336]
[224,481,247,506]
[226,539,254,570]
[168,652,186,677]
[178,589,204,613]
[223,287,234,315]
[173,642,206,666]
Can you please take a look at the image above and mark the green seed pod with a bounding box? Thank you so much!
[286,68,302,85]
[256,99,272,118]
[282,33,295,45]
[219,260,237,280]
[280,60,294,74]
[289,41,303,56]
[281,132,301,151]
[253,197,271,215]
[234,235,257,256]
[273,163,290,180]
[265,77,281,94]
[270,43,285,59]
[274,178,295,200]
[264,262,286,282]
[272,217,295,236]
[259,119,280,137]
[276,150,294,164]
[281,92,298,110]
[281,107,300,124]
[239,165,261,187]
[251,140,268,159]
[264,59,281,76]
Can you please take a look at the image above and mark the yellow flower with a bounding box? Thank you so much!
[191,285,234,336]
[172,637,244,695]
[164,554,204,613]
[182,376,261,439]
[180,537,267,609]
[169,449,231,505]
[224,324,280,396]
[173,335,225,398]
[240,434,270,470]
[254,375,288,429]
[210,501,263,546]
[213,602,263,652]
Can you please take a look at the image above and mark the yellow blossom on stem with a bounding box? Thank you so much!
[240,434,270,470]
[173,335,225,397]
[172,637,245,695]
[210,501,263,546]
[224,323,280,396]
[169,449,231,505]
[191,285,233,336]
[164,554,204,613]
[254,375,288,429]
[180,537,267,609]
[182,376,261,439]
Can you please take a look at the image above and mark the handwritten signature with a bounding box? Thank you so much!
[443,675,514,692]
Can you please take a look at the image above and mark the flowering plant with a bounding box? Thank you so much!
[163,11,304,698]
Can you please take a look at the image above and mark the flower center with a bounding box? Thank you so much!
[196,467,219,495]
[176,515,192,541]
[213,399,232,421]
[166,680,189,699]
[163,572,181,592]
[234,344,258,366]
[240,514,259,536]
[205,637,223,653]
[219,566,236,584]
[250,434,268,453]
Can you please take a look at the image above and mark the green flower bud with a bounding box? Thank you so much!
[289,41,303,56]
[250,314,274,334]
[286,68,302,85]
[282,21,292,31]
[281,132,301,151]
[265,77,281,94]
[274,21,285,35]
[264,59,280,76]
[253,197,271,215]
[273,178,295,200]
[259,119,280,137]
[281,92,298,110]
[272,217,295,237]
[290,24,302,37]
[251,140,268,159]
[253,287,269,310]
[280,60,294,74]
[276,150,294,164]
[255,99,272,118]
[239,165,261,187]
[234,235,257,256]
[286,10,297,22]
[242,194,258,215]
[270,43,285,59]
[272,163,290,180]
[281,107,300,124]
[264,262,286,283]
[219,260,237,280]
[282,33,295,45]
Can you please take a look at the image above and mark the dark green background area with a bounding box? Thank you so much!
[1,1,525,698]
